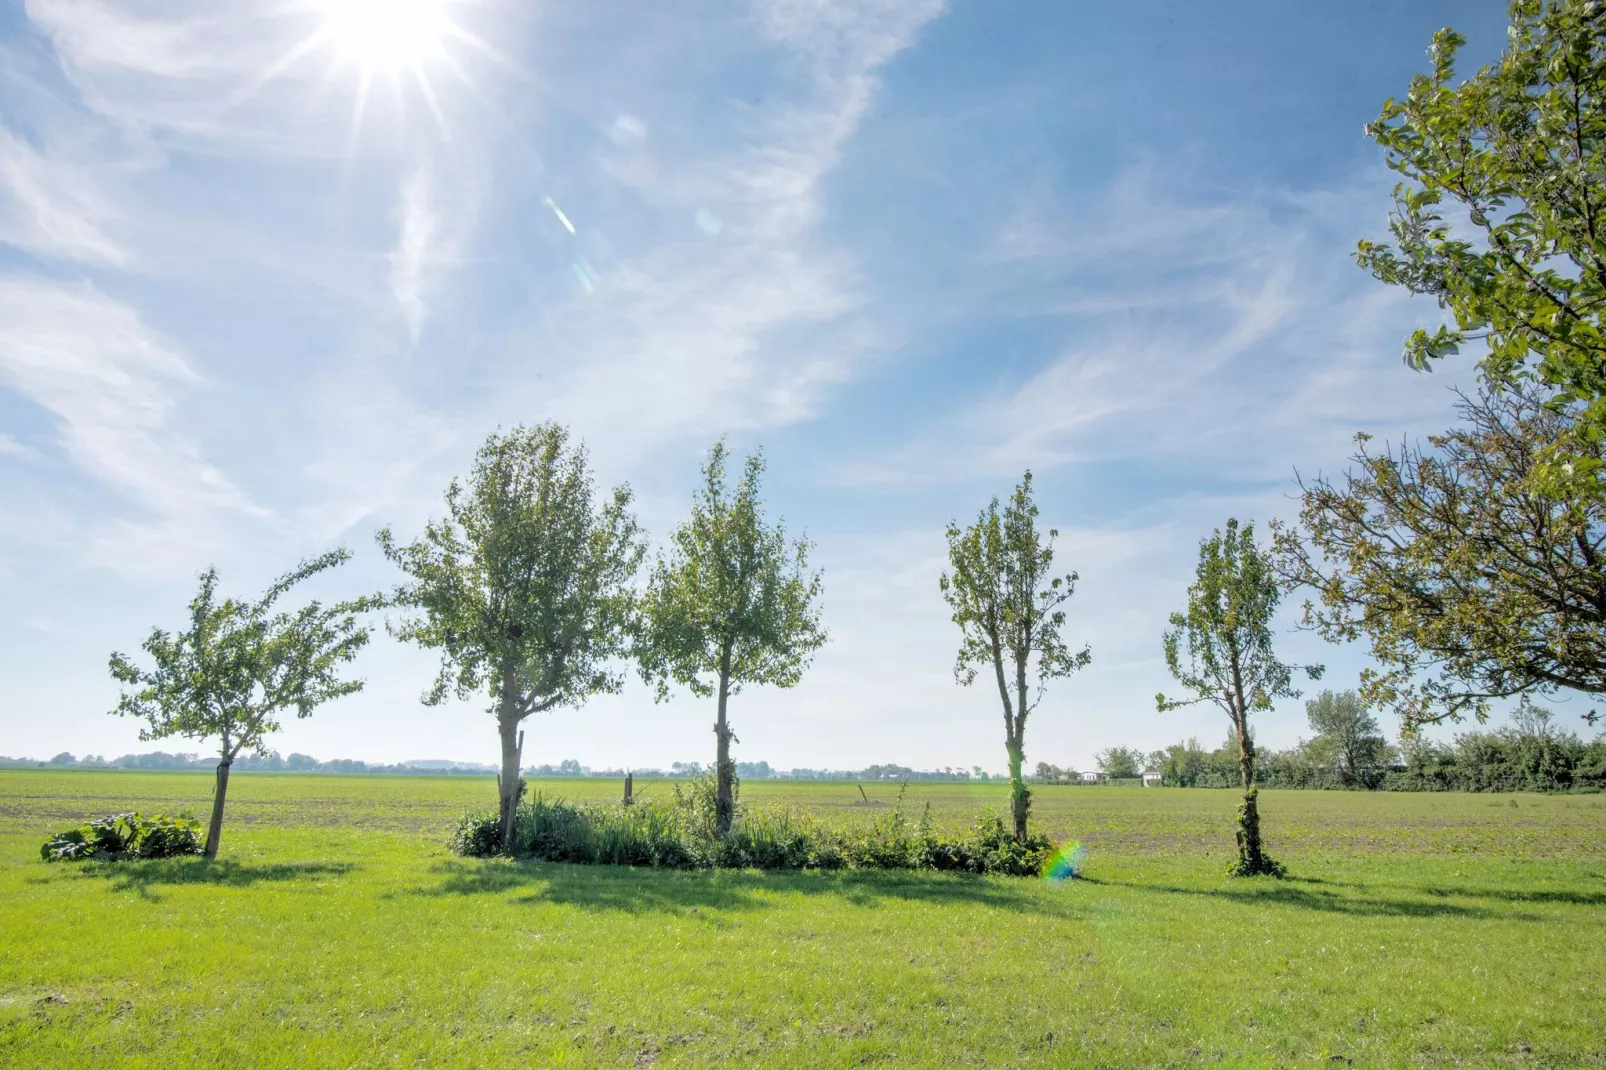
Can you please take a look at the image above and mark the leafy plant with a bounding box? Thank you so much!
[449,781,1057,877]
[41,812,203,863]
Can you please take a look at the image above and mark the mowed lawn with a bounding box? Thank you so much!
[1,772,1602,1067]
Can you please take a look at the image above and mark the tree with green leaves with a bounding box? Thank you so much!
[637,442,825,836]
[108,550,372,857]
[1095,746,1143,780]
[1304,690,1393,788]
[941,471,1091,842]
[1158,519,1321,876]
[378,424,644,850]
[1359,0,1606,494]
[1271,386,1606,732]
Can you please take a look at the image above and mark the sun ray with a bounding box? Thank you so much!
[411,65,450,141]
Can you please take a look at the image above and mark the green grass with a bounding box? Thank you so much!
[2,772,1603,1067]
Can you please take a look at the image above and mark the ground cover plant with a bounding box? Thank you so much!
[2,770,1603,1067]
[39,812,202,862]
[451,781,1054,876]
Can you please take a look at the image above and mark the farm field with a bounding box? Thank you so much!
[1,771,1603,1067]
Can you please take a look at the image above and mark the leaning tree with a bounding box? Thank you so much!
[109,550,373,857]
[941,471,1091,842]
[1359,0,1606,496]
[378,424,644,850]
[1272,385,1606,732]
[1158,519,1320,877]
[637,442,825,836]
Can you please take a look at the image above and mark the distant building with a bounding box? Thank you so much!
[1080,770,1099,783]
[1141,770,1163,787]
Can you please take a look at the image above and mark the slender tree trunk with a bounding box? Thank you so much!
[204,757,231,858]
[1226,640,1273,876]
[496,662,525,853]
[1232,712,1266,873]
[1006,738,1029,841]
[714,640,735,836]
[497,717,524,853]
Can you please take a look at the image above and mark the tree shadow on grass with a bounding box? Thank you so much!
[70,859,359,901]
[1084,876,1538,921]
[1289,874,1606,908]
[409,859,1079,917]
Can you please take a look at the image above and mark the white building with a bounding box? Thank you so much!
[1141,770,1163,787]
[1080,770,1099,783]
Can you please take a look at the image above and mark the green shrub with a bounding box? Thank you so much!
[449,779,1058,878]
[41,812,202,862]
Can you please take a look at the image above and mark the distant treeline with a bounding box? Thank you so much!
[1036,701,1606,793]
[0,752,1006,782]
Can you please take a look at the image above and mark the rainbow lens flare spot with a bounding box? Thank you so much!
[1044,840,1086,883]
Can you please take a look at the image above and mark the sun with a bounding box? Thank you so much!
[317,0,452,72]
[246,0,504,143]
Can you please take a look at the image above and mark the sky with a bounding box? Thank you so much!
[0,0,1549,773]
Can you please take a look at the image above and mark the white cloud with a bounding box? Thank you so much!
[0,122,127,265]
[520,0,945,459]
[851,164,1464,486]
[0,278,263,571]
[389,169,439,342]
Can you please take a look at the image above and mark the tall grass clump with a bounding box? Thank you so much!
[450,777,1055,877]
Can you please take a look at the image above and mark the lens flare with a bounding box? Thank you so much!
[1043,840,1086,883]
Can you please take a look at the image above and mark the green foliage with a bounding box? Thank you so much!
[1304,690,1394,787]
[1387,705,1606,792]
[379,423,645,847]
[40,812,202,862]
[1158,519,1319,722]
[941,470,1091,840]
[1095,747,1144,779]
[378,423,645,716]
[108,550,373,761]
[1274,387,1606,732]
[450,779,1054,877]
[107,551,373,855]
[637,443,824,701]
[637,441,825,835]
[1159,519,1318,876]
[1359,1,1606,492]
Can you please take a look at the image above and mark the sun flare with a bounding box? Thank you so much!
[318,0,451,71]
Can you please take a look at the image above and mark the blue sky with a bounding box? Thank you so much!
[0,0,1536,771]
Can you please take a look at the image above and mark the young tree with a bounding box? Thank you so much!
[1272,387,1606,731]
[108,551,372,857]
[1158,519,1320,876]
[637,442,825,836]
[1359,1,1606,494]
[1304,690,1393,787]
[941,471,1091,842]
[1095,747,1143,779]
[378,424,644,850]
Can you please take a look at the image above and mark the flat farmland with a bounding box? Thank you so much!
[1,771,1603,1067]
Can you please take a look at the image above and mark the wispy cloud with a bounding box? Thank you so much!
[0,121,127,265]
[389,169,439,342]
[521,0,945,458]
[0,278,263,570]
[849,164,1463,486]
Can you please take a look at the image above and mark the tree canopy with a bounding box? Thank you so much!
[378,423,644,847]
[108,550,372,855]
[1271,386,1606,732]
[941,471,1090,841]
[1360,0,1606,492]
[1159,519,1320,876]
[637,441,825,835]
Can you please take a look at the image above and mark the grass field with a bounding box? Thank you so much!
[1,771,1603,1067]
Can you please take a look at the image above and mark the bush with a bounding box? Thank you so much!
[449,777,1059,878]
[41,812,203,862]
